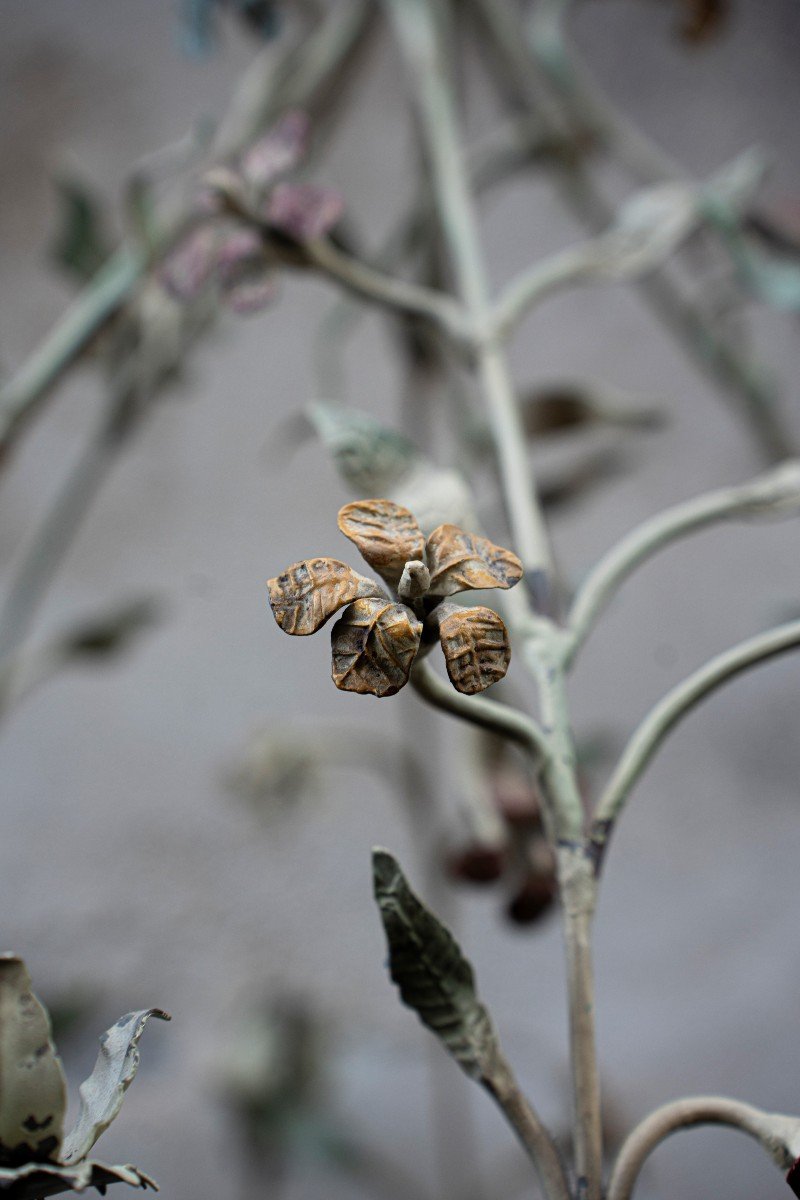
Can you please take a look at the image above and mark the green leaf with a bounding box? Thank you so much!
[61,1009,169,1164]
[372,850,506,1083]
[50,181,112,285]
[0,955,67,1165]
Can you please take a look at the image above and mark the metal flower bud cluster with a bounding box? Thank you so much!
[267,499,523,698]
[160,109,344,314]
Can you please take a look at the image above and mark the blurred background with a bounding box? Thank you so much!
[0,3,798,1199]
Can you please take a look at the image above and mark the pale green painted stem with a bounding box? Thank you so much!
[387,4,599,1197]
[607,1096,800,1200]
[591,619,800,866]
[566,460,800,666]
[384,0,553,585]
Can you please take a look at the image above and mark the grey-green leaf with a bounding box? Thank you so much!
[0,954,67,1165]
[61,1009,170,1165]
[372,849,504,1083]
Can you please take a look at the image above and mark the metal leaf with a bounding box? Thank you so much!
[331,599,421,697]
[372,850,506,1083]
[426,526,522,597]
[268,559,383,636]
[50,181,111,285]
[337,500,425,586]
[0,956,67,1166]
[0,1158,156,1200]
[437,605,511,695]
[306,404,477,532]
[61,1010,170,1166]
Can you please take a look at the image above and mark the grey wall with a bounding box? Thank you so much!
[0,4,799,1200]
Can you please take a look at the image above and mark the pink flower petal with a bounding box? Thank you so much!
[240,110,311,190]
[224,273,279,315]
[214,227,265,285]
[158,225,218,301]
[264,182,344,242]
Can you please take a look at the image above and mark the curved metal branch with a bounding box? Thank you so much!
[590,619,800,867]
[566,460,800,664]
[410,659,548,767]
[607,1096,800,1200]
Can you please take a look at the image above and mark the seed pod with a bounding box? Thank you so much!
[506,873,557,926]
[445,843,506,886]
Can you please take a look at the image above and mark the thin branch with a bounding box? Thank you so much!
[607,1096,800,1200]
[384,0,554,585]
[590,619,800,867]
[566,460,800,664]
[303,238,472,344]
[482,1057,571,1200]
[0,249,144,458]
[410,659,548,767]
[467,0,795,462]
[0,1,373,467]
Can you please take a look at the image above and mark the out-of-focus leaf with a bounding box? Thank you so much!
[268,559,383,637]
[215,228,276,313]
[331,598,421,697]
[538,449,627,512]
[240,111,310,191]
[426,526,522,597]
[0,1158,156,1200]
[306,403,477,532]
[520,386,666,437]
[62,597,161,661]
[546,152,764,286]
[713,220,800,312]
[61,1009,170,1165]
[158,226,218,302]
[677,0,729,42]
[265,183,344,242]
[307,404,420,495]
[178,0,282,56]
[50,181,112,285]
[337,500,425,586]
[372,850,506,1083]
[436,605,511,695]
[0,956,66,1165]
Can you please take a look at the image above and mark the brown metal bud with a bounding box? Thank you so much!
[445,843,506,885]
[506,872,557,926]
[786,1157,800,1198]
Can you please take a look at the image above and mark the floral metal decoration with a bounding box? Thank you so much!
[267,499,522,698]
[160,110,344,314]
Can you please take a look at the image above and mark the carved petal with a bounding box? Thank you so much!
[337,500,425,586]
[268,559,382,636]
[437,605,511,695]
[331,598,422,697]
[0,956,66,1166]
[426,526,522,596]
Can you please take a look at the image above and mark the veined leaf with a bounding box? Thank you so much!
[372,850,506,1083]
[0,955,66,1166]
[268,559,383,636]
[337,500,425,586]
[437,605,511,695]
[50,181,112,285]
[331,598,421,697]
[61,1009,170,1165]
[306,404,477,532]
[426,526,522,596]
